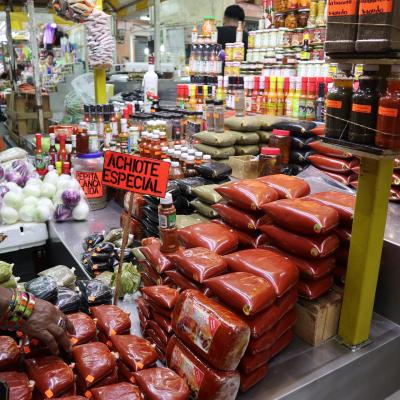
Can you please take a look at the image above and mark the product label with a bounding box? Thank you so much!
[352,103,372,113]
[327,99,343,109]
[159,213,176,229]
[359,0,392,14]
[378,106,399,118]
[75,171,104,199]
[35,154,47,172]
[176,298,221,354]
[306,100,316,120]
[328,0,357,16]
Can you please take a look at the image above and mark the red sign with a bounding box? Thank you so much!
[102,151,170,198]
[75,171,104,199]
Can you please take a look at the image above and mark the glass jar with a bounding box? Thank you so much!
[277,28,286,47]
[248,31,256,49]
[274,0,287,13]
[202,17,216,38]
[299,0,310,7]
[309,0,318,26]
[262,30,269,48]
[298,9,310,28]
[292,28,304,46]
[287,0,298,10]
[255,30,262,49]
[285,12,298,29]
[233,43,245,61]
[214,100,225,133]
[269,29,279,47]
[205,100,214,132]
[258,147,282,176]
[316,0,326,26]
[269,130,291,165]
[226,43,234,61]
[274,13,286,29]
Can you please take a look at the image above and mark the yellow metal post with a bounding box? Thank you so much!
[94,0,107,104]
[339,156,394,347]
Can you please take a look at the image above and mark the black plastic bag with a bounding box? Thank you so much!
[176,177,211,196]
[269,121,317,135]
[25,276,58,303]
[55,287,82,313]
[290,150,315,165]
[77,280,113,307]
[141,206,159,224]
[83,233,104,251]
[194,162,232,180]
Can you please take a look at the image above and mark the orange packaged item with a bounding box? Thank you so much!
[212,203,263,231]
[0,371,33,400]
[262,198,340,235]
[166,336,240,400]
[110,335,158,372]
[308,140,353,158]
[204,272,276,315]
[91,383,142,400]
[178,223,239,255]
[25,356,74,398]
[154,312,173,334]
[307,191,355,224]
[172,290,251,371]
[325,171,358,186]
[215,179,279,211]
[0,336,19,371]
[134,367,190,400]
[136,297,152,319]
[167,247,228,283]
[334,226,351,242]
[297,275,334,300]
[165,270,201,291]
[90,305,131,336]
[147,320,171,345]
[142,286,180,310]
[117,359,137,384]
[139,238,174,273]
[224,249,299,297]
[257,174,311,199]
[308,154,360,173]
[239,364,269,392]
[76,368,118,394]
[260,224,340,259]
[67,312,97,346]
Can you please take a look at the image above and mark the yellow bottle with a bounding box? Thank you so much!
[267,76,277,116]
[285,77,296,117]
[292,77,302,119]
[276,77,285,117]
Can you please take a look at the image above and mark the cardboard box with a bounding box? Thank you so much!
[228,155,259,179]
[294,290,342,346]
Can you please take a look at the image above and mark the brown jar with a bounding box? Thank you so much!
[275,13,286,29]
[274,0,287,13]
[285,12,298,29]
[298,9,310,28]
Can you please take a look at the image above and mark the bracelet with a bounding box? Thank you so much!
[1,290,36,331]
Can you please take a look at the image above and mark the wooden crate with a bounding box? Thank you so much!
[294,290,343,346]
[228,155,259,179]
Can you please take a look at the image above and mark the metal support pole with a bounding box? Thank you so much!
[94,0,107,104]
[154,0,161,72]
[5,3,17,92]
[338,157,394,347]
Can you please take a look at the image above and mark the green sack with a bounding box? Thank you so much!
[225,116,262,132]
[1,275,18,289]
[191,184,223,205]
[257,130,272,143]
[38,265,76,288]
[0,261,13,284]
[96,271,114,286]
[190,199,219,218]
[112,262,141,298]
[189,213,209,223]
[194,131,237,147]
[132,247,146,261]
[194,143,235,159]
[257,115,284,130]
[230,131,260,145]
[235,145,260,156]
[177,215,201,229]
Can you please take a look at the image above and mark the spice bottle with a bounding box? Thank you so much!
[214,100,225,133]
[169,161,185,180]
[269,129,291,166]
[173,150,182,162]
[258,147,281,177]
[49,133,58,165]
[184,155,197,177]
[315,82,326,122]
[235,77,246,117]
[159,193,179,253]
[203,154,212,163]
[205,100,215,132]
[195,151,203,165]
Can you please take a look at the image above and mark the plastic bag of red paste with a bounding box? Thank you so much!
[178,223,239,255]
[90,305,131,336]
[260,224,340,259]
[145,329,167,353]
[145,297,174,319]
[307,191,355,224]
[224,249,299,297]
[153,312,173,334]
[77,367,118,394]
[258,174,311,199]
[168,247,227,283]
[0,336,19,371]
[111,335,157,372]
[165,270,201,291]
[240,364,268,392]
[134,367,190,400]
[336,245,349,265]
[141,272,156,287]
[166,335,240,400]
[91,383,142,400]
[142,286,180,310]
[137,308,148,329]
[117,359,137,384]
[136,297,152,319]
[325,171,358,186]
[334,226,351,242]
[67,312,97,346]
[147,320,171,345]
[262,199,340,235]
[236,230,269,249]
[0,372,32,400]
[255,214,274,229]
[139,238,174,273]
[212,203,263,231]
[246,309,297,355]
[308,154,359,173]
[25,356,74,398]
[204,272,276,316]
[298,275,334,300]
[243,288,298,338]
[215,179,279,211]
[53,397,85,400]
[308,140,353,159]
[72,342,116,386]
[138,260,161,285]
[172,289,250,371]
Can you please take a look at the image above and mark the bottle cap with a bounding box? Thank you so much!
[203,154,211,160]
[195,151,203,157]
[261,147,281,155]
[181,147,188,152]
[174,151,182,157]
[181,153,188,160]
[161,146,168,151]
[188,149,196,155]
[187,155,195,161]
[160,192,173,205]
[175,145,182,150]
[272,129,290,137]
[171,161,180,167]
[167,149,175,155]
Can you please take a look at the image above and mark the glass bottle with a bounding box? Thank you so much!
[285,77,296,117]
[161,146,169,160]
[276,77,285,117]
[214,100,225,133]
[292,77,302,119]
[89,105,97,131]
[109,105,119,141]
[158,193,179,253]
[58,134,68,162]
[315,82,326,122]
[96,105,104,140]
[195,151,203,165]
[298,77,308,120]
[83,105,90,124]
[169,161,184,180]
[235,77,245,117]
[306,78,317,121]
[269,129,291,166]
[70,134,77,163]
[205,100,215,132]
[35,133,47,176]
[49,133,58,165]
[184,155,197,177]
[258,147,281,176]
[150,134,161,159]
[267,77,277,116]
[203,154,211,163]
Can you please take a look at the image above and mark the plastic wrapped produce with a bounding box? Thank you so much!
[25,277,58,302]
[55,287,82,313]
[190,200,219,218]
[212,204,262,231]
[38,265,76,288]
[297,275,334,300]
[190,185,222,205]
[134,367,190,400]
[240,364,268,392]
[0,336,19,371]
[257,175,311,199]
[110,335,157,372]
[194,162,232,180]
[90,305,131,336]
[77,279,113,307]
[83,233,104,252]
[67,312,97,346]
[0,261,13,284]
[165,270,201,291]
[96,271,113,286]
[225,116,262,132]
[167,336,240,400]
[142,286,180,310]
[194,131,237,147]
[91,383,142,400]
[172,290,250,371]
[224,249,299,298]
[140,238,174,273]
[0,371,33,400]
[110,262,141,298]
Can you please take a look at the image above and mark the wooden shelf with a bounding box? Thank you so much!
[326,53,400,65]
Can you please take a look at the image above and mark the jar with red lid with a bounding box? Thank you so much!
[258,147,282,176]
[269,129,291,165]
[298,9,310,28]
[285,11,298,29]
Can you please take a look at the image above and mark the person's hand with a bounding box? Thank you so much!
[21,298,75,355]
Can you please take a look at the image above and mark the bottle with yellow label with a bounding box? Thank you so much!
[267,76,277,116]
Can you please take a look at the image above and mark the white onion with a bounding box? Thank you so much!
[19,205,37,222]
[23,185,41,198]
[72,200,90,221]
[25,178,43,188]
[5,182,23,194]
[23,196,39,207]
[53,189,65,205]
[3,191,24,209]
[1,206,19,224]
[41,182,56,198]
[38,197,54,211]
[44,170,59,185]
[36,204,52,222]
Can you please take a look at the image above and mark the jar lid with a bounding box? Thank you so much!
[272,129,290,136]
[160,193,173,205]
[77,152,103,159]
[261,147,281,155]
[214,100,224,105]
[206,99,214,105]
[298,8,310,11]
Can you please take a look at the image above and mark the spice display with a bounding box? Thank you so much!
[90,304,131,336]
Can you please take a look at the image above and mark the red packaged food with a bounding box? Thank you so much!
[140,238,174,273]
[307,191,355,224]
[117,359,137,384]
[336,245,349,265]
[72,342,116,387]
[0,371,33,400]
[308,154,359,173]
[215,179,279,211]
[134,367,190,400]
[141,272,156,287]
[204,272,276,315]
[333,265,347,284]
[25,356,74,398]
[139,260,162,285]
[91,305,131,337]
[243,288,298,338]
[258,174,311,199]
[246,309,297,355]
[310,125,325,136]
[297,275,334,300]
[53,397,85,400]
[0,336,19,371]
[167,247,227,283]
[224,249,299,297]
[110,335,158,372]
[142,286,180,310]
[236,230,269,249]
[77,368,118,395]
[212,203,263,231]
[172,290,250,371]
[260,224,340,259]
[239,364,268,392]
[91,383,142,400]
[255,214,274,229]
[268,329,294,359]
[262,199,340,235]
[164,270,201,291]
[334,226,351,242]
[308,140,353,159]
[137,309,148,330]
[146,298,174,319]
[145,329,167,353]
[67,312,97,346]
[147,320,170,345]
[178,223,239,255]
[324,171,358,186]
[136,298,152,320]
[153,313,173,334]
[155,346,166,364]
[166,336,240,400]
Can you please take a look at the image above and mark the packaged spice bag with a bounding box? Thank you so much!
[91,383,142,400]
[142,286,180,310]
[258,174,311,199]
[225,116,262,132]
[0,336,19,371]
[194,131,237,147]
[0,372,33,400]
[90,305,131,336]
[191,184,223,205]
[212,203,263,231]
[231,131,260,145]
[307,154,359,173]
[297,275,334,300]
[190,199,219,218]
[240,364,269,392]
[67,312,97,346]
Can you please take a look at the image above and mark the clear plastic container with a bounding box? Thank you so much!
[214,100,225,133]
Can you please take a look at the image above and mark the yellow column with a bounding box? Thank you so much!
[338,156,394,347]
[94,0,107,104]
